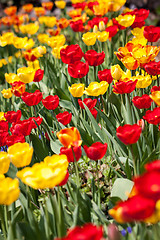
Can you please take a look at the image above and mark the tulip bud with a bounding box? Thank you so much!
[99,21,105,31]
[93,25,98,33]
[111,65,122,80]
[108,224,121,240]
[137,119,145,131]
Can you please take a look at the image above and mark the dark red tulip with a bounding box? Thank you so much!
[0,121,9,133]
[83,142,107,160]
[106,25,118,38]
[144,61,160,76]
[70,19,84,32]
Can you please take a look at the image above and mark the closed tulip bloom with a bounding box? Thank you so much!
[56,111,72,125]
[98,69,113,84]
[17,67,35,84]
[1,88,12,99]
[84,50,105,66]
[144,26,160,42]
[17,155,68,189]
[33,69,44,82]
[116,124,142,145]
[150,91,160,107]
[144,61,160,76]
[8,142,33,168]
[69,83,84,97]
[57,127,82,148]
[113,80,137,94]
[143,107,160,125]
[21,90,43,106]
[84,81,109,96]
[60,146,82,162]
[111,65,123,80]
[42,95,59,110]
[109,195,155,223]
[132,94,153,109]
[84,142,107,160]
[4,110,21,123]
[68,61,89,78]
[0,152,10,174]
[0,177,20,205]
[82,32,97,46]
[78,98,97,109]
[60,44,83,64]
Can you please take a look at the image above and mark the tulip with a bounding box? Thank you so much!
[11,81,25,97]
[0,177,20,205]
[82,32,97,46]
[98,69,113,84]
[132,94,153,109]
[55,1,66,9]
[58,171,69,186]
[121,56,139,70]
[60,44,84,64]
[143,107,160,125]
[22,4,33,13]
[6,134,25,147]
[84,50,105,66]
[68,61,89,79]
[42,95,59,110]
[78,98,97,110]
[42,2,54,10]
[84,81,109,96]
[4,6,17,16]
[116,124,142,145]
[84,142,107,160]
[8,142,33,168]
[69,83,85,98]
[113,80,137,94]
[111,65,123,80]
[70,20,84,32]
[17,154,68,189]
[56,111,72,125]
[5,73,21,84]
[144,61,160,76]
[33,69,44,82]
[116,15,135,28]
[0,121,9,133]
[150,91,160,107]
[21,90,43,106]
[17,67,36,84]
[0,152,10,174]
[144,25,160,42]
[34,7,46,17]
[0,132,9,147]
[60,146,82,162]
[106,25,118,38]
[1,88,12,98]
[4,110,21,123]
[48,35,66,48]
[10,119,33,136]
[57,127,82,148]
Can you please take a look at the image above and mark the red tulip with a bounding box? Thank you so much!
[33,69,44,82]
[55,223,104,240]
[113,80,137,94]
[60,146,82,163]
[60,44,84,64]
[21,90,43,106]
[70,19,84,32]
[144,61,160,76]
[88,16,108,28]
[116,124,142,145]
[78,98,97,110]
[84,50,105,66]
[29,116,43,129]
[10,119,33,136]
[68,61,89,78]
[106,25,118,38]
[151,86,160,93]
[0,121,9,133]
[98,69,113,84]
[5,134,25,147]
[56,111,72,125]
[42,95,59,110]
[144,25,160,42]
[11,81,25,97]
[90,108,98,119]
[0,132,9,147]
[132,94,152,109]
[72,3,86,10]
[83,142,107,160]
[4,110,21,123]
[145,160,160,172]
[143,107,160,125]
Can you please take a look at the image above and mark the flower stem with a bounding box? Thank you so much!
[129,144,137,176]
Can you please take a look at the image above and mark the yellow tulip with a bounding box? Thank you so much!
[48,35,66,48]
[108,0,126,12]
[1,88,12,98]
[131,75,152,88]
[0,32,14,46]
[84,81,109,96]
[19,23,39,35]
[52,45,67,59]
[37,33,49,44]
[0,112,6,121]
[121,56,139,70]
[97,31,109,42]
[69,83,84,97]
[111,65,123,80]
[39,16,57,28]
[27,60,40,70]
[8,142,33,168]
[150,91,160,107]
[0,152,10,174]
[0,177,20,205]
[17,67,36,83]
[55,1,66,9]
[82,32,97,46]
[0,174,5,180]
[17,155,68,189]
[116,14,135,28]
[5,73,21,84]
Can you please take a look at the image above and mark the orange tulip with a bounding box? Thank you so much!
[22,4,33,13]
[4,6,17,16]
[57,127,82,148]
[42,2,54,11]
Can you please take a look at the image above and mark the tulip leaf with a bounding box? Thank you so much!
[111,178,134,201]
[30,134,48,161]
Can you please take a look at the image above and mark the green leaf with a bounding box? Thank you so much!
[30,134,48,161]
[111,178,134,201]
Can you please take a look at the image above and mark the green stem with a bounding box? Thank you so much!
[71,146,81,188]
[96,161,101,209]
[129,144,137,176]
